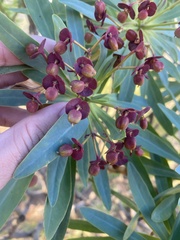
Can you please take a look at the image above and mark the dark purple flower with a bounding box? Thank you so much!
[86,19,98,34]
[74,57,96,77]
[71,138,84,160]
[26,39,46,59]
[138,0,157,19]
[78,77,97,97]
[94,0,106,25]
[47,52,65,70]
[59,28,73,52]
[104,26,124,51]
[144,56,164,72]
[23,91,42,104]
[118,3,135,20]
[65,98,90,120]
[23,92,42,113]
[42,75,65,94]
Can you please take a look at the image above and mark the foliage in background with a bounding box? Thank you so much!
[0,0,180,239]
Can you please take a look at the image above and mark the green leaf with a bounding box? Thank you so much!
[154,185,180,202]
[118,55,138,102]
[47,156,68,206]
[68,238,114,240]
[123,212,140,240]
[158,103,180,130]
[0,12,46,71]
[77,131,92,187]
[93,168,112,211]
[147,74,174,135]
[66,6,85,59]
[22,69,46,83]
[0,65,31,74]
[68,219,103,233]
[51,160,76,240]
[24,0,54,39]
[0,176,33,229]
[44,159,72,240]
[141,157,180,180]
[136,126,180,163]
[80,208,146,240]
[13,115,88,178]
[151,194,179,223]
[169,212,180,240]
[0,89,29,106]
[127,162,170,239]
[91,104,125,140]
[111,190,138,212]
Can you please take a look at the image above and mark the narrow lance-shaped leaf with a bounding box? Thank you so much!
[47,156,68,206]
[44,159,73,240]
[127,162,170,239]
[24,0,54,39]
[51,160,76,240]
[80,207,146,240]
[0,176,33,229]
[151,194,180,223]
[158,103,180,130]
[13,114,88,178]
[66,6,85,59]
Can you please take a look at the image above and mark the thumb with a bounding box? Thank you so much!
[0,102,66,190]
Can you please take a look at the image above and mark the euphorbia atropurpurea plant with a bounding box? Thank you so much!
[0,0,180,239]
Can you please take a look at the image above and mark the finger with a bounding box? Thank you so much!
[0,102,66,190]
[0,106,30,127]
[0,72,27,89]
[0,41,23,66]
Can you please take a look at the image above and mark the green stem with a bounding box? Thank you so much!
[145,21,180,28]
[90,35,104,52]
[103,51,135,80]
[106,14,123,30]
[145,27,176,31]
[73,40,88,52]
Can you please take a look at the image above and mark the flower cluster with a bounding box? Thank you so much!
[24,0,164,176]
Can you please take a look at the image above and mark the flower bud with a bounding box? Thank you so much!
[25,43,37,57]
[152,60,164,72]
[126,30,137,42]
[140,118,148,129]
[88,164,100,176]
[117,11,128,23]
[108,37,119,51]
[45,86,59,101]
[81,64,96,78]
[138,9,148,20]
[116,116,129,130]
[54,41,67,55]
[59,144,73,157]
[68,109,82,124]
[175,27,180,38]
[135,146,144,156]
[46,63,59,76]
[133,74,144,86]
[70,80,85,93]
[26,100,39,113]
[106,151,119,165]
[94,0,106,21]
[84,32,94,43]
[124,136,136,150]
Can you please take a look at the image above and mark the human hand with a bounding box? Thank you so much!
[0,40,66,190]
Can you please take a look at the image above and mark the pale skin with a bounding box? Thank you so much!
[0,39,66,190]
